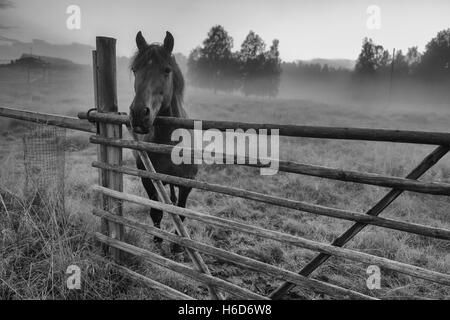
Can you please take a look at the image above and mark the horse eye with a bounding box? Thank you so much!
[165,67,172,74]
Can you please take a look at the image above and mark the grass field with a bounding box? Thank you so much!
[0,67,449,299]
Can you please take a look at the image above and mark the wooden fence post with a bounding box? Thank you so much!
[94,37,123,261]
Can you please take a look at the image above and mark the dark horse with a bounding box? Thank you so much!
[129,31,198,249]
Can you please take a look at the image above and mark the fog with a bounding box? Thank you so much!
[1,60,450,122]
[279,73,450,113]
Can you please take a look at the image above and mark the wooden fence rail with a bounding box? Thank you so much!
[2,106,450,147]
[99,257,196,300]
[93,185,450,287]
[270,145,450,299]
[79,110,450,146]
[90,136,450,196]
[91,161,450,241]
[94,232,268,300]
[93,208,376,300]
[0,107,95,132]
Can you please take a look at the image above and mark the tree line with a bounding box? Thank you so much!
[282,61,351,83]
[354,29,450,82]
[187,25,282,97]
[187,27,450,98]
[283,29,450,85]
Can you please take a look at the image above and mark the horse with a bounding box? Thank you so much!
[129,31,198,251]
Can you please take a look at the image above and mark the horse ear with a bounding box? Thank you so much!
[136,31,148,51]
[163,31,174,54]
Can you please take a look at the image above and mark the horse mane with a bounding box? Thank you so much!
[130,43,185,108]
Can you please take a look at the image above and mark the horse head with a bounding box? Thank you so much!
[129,31,179,134]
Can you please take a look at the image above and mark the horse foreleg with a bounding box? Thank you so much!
[141,176,164,244]
[177,186,192,218]
[170,186,192,253]
[150,208,163,244]
[170,184,177,204]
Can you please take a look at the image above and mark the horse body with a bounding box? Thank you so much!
[130,31,198,247]
[137,99,197,180]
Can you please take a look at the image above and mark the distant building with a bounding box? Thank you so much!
[9,54,76,69]
[10,54,49,68]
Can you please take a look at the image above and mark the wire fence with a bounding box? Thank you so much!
[22,123,66,215]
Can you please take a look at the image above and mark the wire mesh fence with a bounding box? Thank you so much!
[22,123,66,216]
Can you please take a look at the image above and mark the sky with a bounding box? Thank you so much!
[1,0,450,61]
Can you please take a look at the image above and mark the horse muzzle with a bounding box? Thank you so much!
[132,125,149,135]
[130,106,152,134]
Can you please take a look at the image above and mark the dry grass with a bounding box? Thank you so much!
[0,70,449,300]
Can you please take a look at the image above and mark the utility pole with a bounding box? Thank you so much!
[27,46,33,84]
[388,48,395,106]
[27,63,30,84]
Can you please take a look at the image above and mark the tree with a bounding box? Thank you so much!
[187,25,239,92]
[406,46,421,74]
[354,38,387,77]
[187,26,282,96]
[418,29,450,80]
[239,31,281,97]
[201,25,233,62]
[187,46,205,87]
[239,31,266,63]
[377,49,392,75]
[262,39,282,97]
[201,25,240,92]
[393,50,409,77]
[239,31,266,96]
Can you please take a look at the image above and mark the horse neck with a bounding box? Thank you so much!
[150,93,186,143]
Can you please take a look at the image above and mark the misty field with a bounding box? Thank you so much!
[0,67,449,299]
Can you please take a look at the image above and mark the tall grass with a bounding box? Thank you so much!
[0,139,164,300]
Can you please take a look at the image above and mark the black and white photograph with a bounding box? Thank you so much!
[0,0,449,305]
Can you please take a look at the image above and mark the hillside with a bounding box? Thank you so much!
[0,38,94,65]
